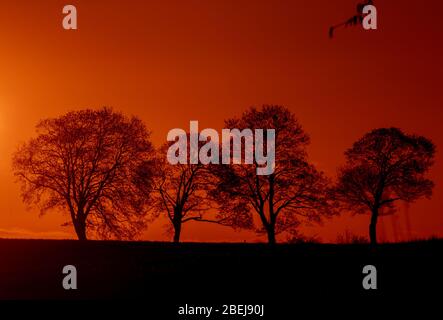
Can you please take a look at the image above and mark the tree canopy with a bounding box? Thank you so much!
[12,108,155,240]
[334,127,435,244]
[210,105,334,244]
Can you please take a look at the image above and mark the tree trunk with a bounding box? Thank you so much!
[369,208,379,245]
[173,221,182,243]
[266,225,276,245]
[172,208,182,243]
[74,219,87,241]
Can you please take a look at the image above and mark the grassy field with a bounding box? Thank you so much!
[0,238,441,301]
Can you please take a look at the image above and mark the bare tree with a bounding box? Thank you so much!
[12,108,155,240]
[210,105,334,244]
[136,142,213,243]
[334,127,435,245]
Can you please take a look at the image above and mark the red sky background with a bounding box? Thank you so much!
[0,0,442,242]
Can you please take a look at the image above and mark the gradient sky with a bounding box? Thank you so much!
[0,0,442,242]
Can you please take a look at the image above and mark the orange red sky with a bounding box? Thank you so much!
[0,0,442,242]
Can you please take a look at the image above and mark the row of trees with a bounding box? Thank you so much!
[12,106,435,245]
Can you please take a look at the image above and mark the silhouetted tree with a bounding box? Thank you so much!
[334,128,435,245]
[211,105,334,244]
[136,141,213,243]
[12,108,155,240]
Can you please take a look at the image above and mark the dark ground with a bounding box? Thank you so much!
[0,239,441,317]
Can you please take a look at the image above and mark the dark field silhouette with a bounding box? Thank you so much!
[0,238,441,303]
